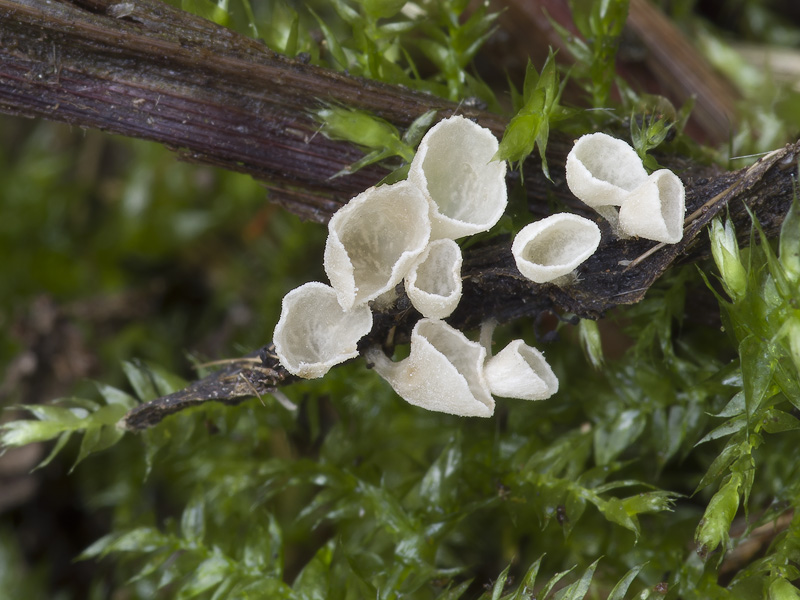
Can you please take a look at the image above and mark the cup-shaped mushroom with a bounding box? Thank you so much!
[512,214,601,284]
[324,180,431,310]
[565,132,649,208]
[484,340,558,400]
[405,239,463,319]
[274,282,373,379]
[408,115,507,240]
[366,318,495,417]
[618,169,685,244]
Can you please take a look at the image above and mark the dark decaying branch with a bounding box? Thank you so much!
[1,0,797,429]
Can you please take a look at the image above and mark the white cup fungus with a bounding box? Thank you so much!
[484,339,559,401]
[366,318,495,417]
[273,282,373,379]
[408,115,507,240]
[511,213,601,284]
[618,169,685,244]
[405,238,463,319]
[565,132,649,208]
[324,180,431,310]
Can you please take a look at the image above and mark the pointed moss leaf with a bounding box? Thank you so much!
[122,360,160,402]
[779,191,800,282]
[403,110,438,148]
[90,403,130,426]
[95,382,138,410]
[356,0,406,19]
[538,565,575,600]
[176,555,229,599]
[18,404,84,423]
[308,8,348,69]
[621,491,678,516]
[1,419,78,447]
[740,336,776,418]
[495,50,561,172]
[768,576,800,600]
[601,497,640,537]
[418,433,462,511]
[695,415,747,447]
[694,438,743,493]
[181,494,206,546]
[316,107,401,152]
[72,423,125,471]
[495,114,538,163]
[181,0,229,25]
[490,563,511,600]
[224,579,292,600]
[594,409,646,466]
[555,558,600,600]
[578,319,604,369]
[80,527,169,559]
[714,391,746,418]
[283,10,299,56]
[359,481,417,538]
[293,540,334,600]
[509,555,543,600]
[436,580,473,600]
[759,409,800,434]
[606,563,646,600]
[33,431,72,470]
[332,149,394,179]
[127,552,172,584]
[564,490,587,535]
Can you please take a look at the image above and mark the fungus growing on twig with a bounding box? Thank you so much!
[324,180,431,310]
[511,213,601,284]
[405,238,463,319]
[565,132,649,208]
[366,319,495,417]
[273,282,373,379]
[408,115,507,240]
[618,169,686,244]
[565,132,686,243]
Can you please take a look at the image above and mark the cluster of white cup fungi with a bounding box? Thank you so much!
[565,132,686,243]
[272,119,685,417]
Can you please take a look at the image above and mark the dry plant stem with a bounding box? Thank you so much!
[0,0,515,220]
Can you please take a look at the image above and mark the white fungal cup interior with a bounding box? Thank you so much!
[652,170,685,241]
[405,238,463,318]
[411,116,506,238]
[326,181,430,308]
[274,282,373,378]
[618,169,686,243]
[411,240,460,296]
[572,133,648,194]
[512,214,601,283]
[566,132,649,208]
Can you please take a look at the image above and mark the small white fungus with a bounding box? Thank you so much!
[565,132,649,208]
[484,339,559,401]
[324,180,431,310]
[405,238,463,320]
[366,318,495,417]
[511,213,601,284]
[273,282,373,379]
[408,115,507,240]
[618,169,686,244]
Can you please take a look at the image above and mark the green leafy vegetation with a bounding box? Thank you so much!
[2,0,800,598]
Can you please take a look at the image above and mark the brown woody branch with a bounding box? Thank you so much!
[1,0,797,430]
